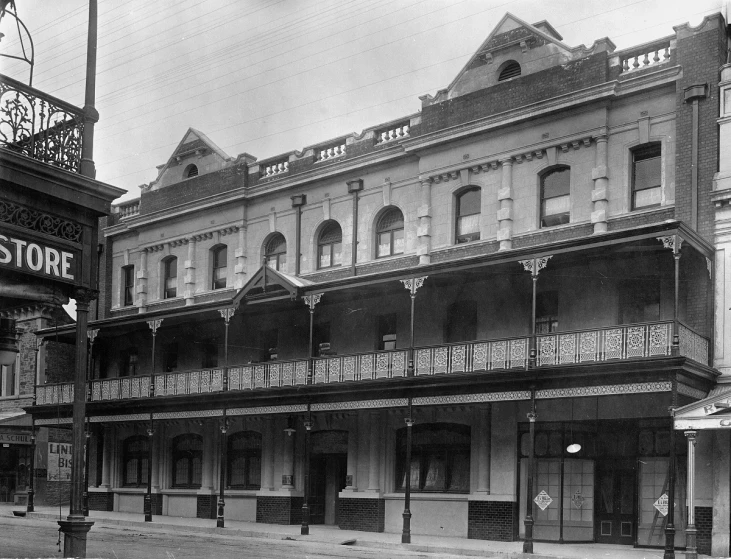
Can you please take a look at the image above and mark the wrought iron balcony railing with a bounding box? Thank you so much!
[0,73,84,172]
[34,321,710,406]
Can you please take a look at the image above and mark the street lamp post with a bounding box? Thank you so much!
[523,391,537,554]
[301,405,313,536]
[217,411,228,528]
[401,398,414,544]
[83,328,98,516]
[144,319,162,522]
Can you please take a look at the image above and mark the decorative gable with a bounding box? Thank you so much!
[146,128,233,191]
[441,13,575,100]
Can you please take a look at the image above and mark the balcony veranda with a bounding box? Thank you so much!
[35,319,709,406]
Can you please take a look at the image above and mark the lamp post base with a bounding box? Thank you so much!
[58,515,94,559]
[217,497,225,528]
[401,509,411,544]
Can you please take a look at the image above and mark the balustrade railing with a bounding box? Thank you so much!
[619,40,671,73]
[315,142,346,161]
[375,122,410,145]
[679,322,709,366]
[0,74,84,172]
[313,349,408,384]
[33,321,711,406]
[117,200,140,219]
[261,160,289,178]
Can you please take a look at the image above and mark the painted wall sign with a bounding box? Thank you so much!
[0,433,30,445]
[47,442,72,482]
[534,490,553,511]
[0,229,80,283]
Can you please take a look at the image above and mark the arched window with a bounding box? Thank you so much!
[185,164,199,178]
[122,436,149,487]
[317,221,342,269]
[227,431,262,489]
[376,207,404,258]
[396,423,470,493]
[264,234,287,271]
[540,167,571,227]
[211,245,227,289]
[455,188,481,243]
[163,256,177,299]
[172,434,203,488]
[498,61,521,81]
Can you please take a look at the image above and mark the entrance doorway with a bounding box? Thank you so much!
[595,459,636,544]
[309,453,347,525]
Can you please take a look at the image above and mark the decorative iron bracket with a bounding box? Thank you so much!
[519,256,552,277]
[303,293,323,311]
[400,276,427,297]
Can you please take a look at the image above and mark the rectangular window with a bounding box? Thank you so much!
[1,357,18,397]
[163,342,178,372]
[620,280,661,324]
[632,143,661,210]
[201,339,218,369]
[536,291,558,334]
[260,328,278,361]
[122,265,134,306]
[377,314,397,350]
[120,349,138,377]
[445,301,477,343]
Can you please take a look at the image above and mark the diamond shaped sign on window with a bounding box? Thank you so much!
[534,490,553,511]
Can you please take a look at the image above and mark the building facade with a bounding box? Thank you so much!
[31,13,728,554]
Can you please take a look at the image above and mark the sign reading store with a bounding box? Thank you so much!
[0,229,80,283]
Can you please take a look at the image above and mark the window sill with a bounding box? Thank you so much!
[0,395,19,401]
[316,264,343,271]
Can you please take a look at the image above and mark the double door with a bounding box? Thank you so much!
[595,459,636,545]
[309,453,347,525]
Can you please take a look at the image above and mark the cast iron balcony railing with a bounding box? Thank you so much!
[0,73,84,172]
[33,320,711,406]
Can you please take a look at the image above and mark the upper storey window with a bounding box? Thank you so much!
[456,188,480,243]
[540,167,570,227]
[318,221,342,269]
[122,265,134,306]
[163,257,178,299]
[376,208,404,258]
[632,143,661,210]
[498,60,521,81]
[185,164,199,178]
[211,245,227,290]
[265,234,287,271]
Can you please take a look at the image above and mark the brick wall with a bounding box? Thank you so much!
[696,505,712,555]
[44,341,75,384]
[141,162,248,215]
[673,15,725,242]
[88,492,114,512]
[256,496,303,525]
[196,494,216,519]
[420,53,608,134]
[338,498,385,532]
[467,501,516,541]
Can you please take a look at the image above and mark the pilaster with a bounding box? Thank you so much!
[417,178,432,265]
[184,237,196,305]
[234,225,247,289]
[367,410,381,492]
[497,159,513,250]
[591,130,609,233]
[136,249,148,312]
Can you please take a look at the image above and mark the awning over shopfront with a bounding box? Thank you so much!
[674,385,731,430]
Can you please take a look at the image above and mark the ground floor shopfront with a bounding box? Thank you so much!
[35,380,725,553]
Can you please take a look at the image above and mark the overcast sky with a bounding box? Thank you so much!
[0,0,726,204]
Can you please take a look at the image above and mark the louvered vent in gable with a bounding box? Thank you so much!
[498,61,521,81]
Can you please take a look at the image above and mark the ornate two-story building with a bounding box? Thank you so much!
[30,12,728,555]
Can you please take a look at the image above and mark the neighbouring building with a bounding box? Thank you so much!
[30,12,730,556]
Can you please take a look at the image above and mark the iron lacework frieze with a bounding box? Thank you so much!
[0,199,83,243]
[0,75,84,172]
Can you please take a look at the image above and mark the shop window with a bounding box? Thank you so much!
[122,436,149,487]
[163,342,178,372]
[620,280,660,324]
[540,167,570,227]
[536,291,558,334]
[445,301,477,342]
[162,256,177,299]
[120,349,138,377]
[377,313,397,350]
[201,339,218,369]
[172,434,203,488]
[122,265,134,306]
[227,431,262,489]
[317,221,342,269]
[455,188,481,243]
[376,207,404,258]
[396,423,470,493]
[632,143,661,210]
[211,245,227,290]
[264,234,286,271]
[0,356,18,397]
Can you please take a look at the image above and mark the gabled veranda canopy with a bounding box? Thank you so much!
[232,264,316,306]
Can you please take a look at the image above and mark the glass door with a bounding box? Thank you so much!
[595,459,636,544]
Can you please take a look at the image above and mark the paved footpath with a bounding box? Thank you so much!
[1,505,723,559]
